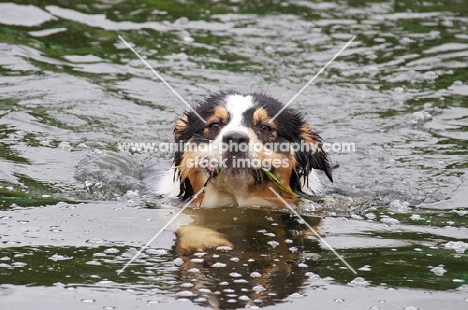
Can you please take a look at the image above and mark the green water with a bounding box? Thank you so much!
[1,0,468,309]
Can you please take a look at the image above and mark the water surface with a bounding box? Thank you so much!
[1,0,468,309]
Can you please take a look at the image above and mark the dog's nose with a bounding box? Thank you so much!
[222,131,250,145]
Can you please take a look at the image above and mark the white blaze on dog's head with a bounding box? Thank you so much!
[213,94,253,144]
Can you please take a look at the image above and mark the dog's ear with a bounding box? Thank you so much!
[174,112,190,141]
[173,112,190,176]
[295,123,333,183]
[173,112,194,199]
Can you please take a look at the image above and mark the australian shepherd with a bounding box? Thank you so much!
[156,91,333,251]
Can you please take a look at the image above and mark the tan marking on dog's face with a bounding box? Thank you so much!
[299,123,319,144]
[174,113,189,140]
[252,107,269,124]
[273,157,294,192]
[178,164,207,207]
[213,105,229,121]
[299,124,322,154]
[187,169,207,194]
[203,105,229,136]
[252,108,277,139]
[178,152,208,196]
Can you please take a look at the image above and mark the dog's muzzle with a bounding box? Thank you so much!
[222,131,250,145]
[222,131,250,155]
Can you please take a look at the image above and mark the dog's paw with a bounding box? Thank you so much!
[176,225,233,253]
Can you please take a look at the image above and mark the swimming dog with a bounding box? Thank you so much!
[157,90,333,251]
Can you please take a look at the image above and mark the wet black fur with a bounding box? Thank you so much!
[174,91,333,200]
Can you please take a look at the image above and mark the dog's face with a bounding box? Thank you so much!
[173,91,332,207]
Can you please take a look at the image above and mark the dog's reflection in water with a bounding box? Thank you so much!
[171,207,321,309]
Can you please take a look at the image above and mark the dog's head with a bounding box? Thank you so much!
[172,91,332,206]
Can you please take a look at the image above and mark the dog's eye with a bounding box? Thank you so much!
[260,124,272,132]
[208,122,220,130]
